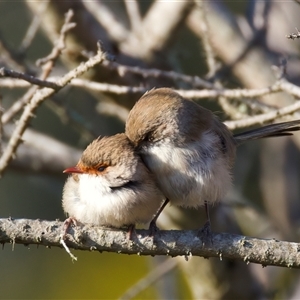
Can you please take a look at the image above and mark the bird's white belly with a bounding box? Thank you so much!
[142,133,232,207]
[62,174,164,227]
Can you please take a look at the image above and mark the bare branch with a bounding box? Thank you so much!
[2,71,300,129]
[103,61,214,88]
[1,218,300,268]
[0,63,215,89]
[0,74,290,99]
[175,79,300,100]
[0,67,59,90]
[36,9,76,67]
[0,45,108,176]
[71,78,145,94]
[0,9,76,127]
[2,58,300,131]
[2,87,41,124]
[2,75,300,130]
[224,100,300,130]
[187,2,281,107]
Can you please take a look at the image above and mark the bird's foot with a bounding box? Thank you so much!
[62,217,78,240]
[127,224,136,240]
[148,220,160,237]
[198,220,213,247]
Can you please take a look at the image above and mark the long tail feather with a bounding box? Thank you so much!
[233,120,300,145]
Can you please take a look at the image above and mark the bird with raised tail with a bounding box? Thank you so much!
[125,88,300,232]
[62,133,164,238]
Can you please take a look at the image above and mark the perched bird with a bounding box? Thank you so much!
[62,133,164,237]
[125,87,300,231]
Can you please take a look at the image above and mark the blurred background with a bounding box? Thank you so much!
[1,1,300,299]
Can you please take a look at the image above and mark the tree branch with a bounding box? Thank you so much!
[0,67,60,90]
[2,75,300,101]
[1,218,300,268]
[2,73,300,130]
[0,43,108,176]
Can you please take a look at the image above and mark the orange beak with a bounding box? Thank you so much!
[63,166,83,174]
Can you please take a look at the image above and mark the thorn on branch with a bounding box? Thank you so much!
[286,28,300,40]
[97,40,115,62]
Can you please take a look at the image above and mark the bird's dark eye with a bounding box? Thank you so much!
[143,132,153,142]
[98,166,106,172]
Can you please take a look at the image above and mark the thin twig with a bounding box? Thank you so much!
[0,76,281,98]
[1,76,300,101]
[0,67,59,90]
[225,101,300,130]
[71,78,146,94]
[36,9,76,67]
[103,60,214,89]
[175,79,300,99]
[3,70,281,99]
[1,9,76,126]
[2,87,39,124]
[1,76,300,130]
[0,44,108,176]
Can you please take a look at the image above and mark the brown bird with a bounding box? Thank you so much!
[125,88,300,232]
[62,133,164,237]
